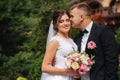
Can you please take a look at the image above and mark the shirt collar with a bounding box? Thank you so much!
[84,21,93,33]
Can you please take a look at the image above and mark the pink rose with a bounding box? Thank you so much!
[87,41,96,49]
[78,64,87,75]
[87,59,93,66]
[67,57,75,62]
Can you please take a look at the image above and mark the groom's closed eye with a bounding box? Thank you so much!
[70,15,73,18]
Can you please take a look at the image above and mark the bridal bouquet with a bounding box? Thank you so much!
[64,49,94,75]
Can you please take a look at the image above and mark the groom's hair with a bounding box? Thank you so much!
[70,3,91,16]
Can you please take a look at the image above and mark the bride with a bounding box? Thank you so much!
[40,9,80,80]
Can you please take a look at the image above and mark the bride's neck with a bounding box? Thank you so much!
[56,32,69,39]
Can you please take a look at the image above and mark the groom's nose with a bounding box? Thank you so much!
[70,18,73,23]
[70,17,72,20]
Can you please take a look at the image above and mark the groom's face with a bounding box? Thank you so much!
[70,8,83,29]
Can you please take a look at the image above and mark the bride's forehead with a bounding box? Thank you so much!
[61,14,69,18]
[57,15,69,21]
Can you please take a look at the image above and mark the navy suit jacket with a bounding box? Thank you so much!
[74,23,119,80]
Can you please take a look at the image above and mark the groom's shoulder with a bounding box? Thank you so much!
[93,23,114,37]
[94,23,111,32]
[94,23,106,29]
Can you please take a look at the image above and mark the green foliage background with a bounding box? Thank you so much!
[0,0,119,80]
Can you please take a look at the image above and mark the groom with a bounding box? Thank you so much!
[70,3,119,80]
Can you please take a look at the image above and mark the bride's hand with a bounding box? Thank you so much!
[72,72,80,78]
[65,68,80,78]
[72,74,80,78]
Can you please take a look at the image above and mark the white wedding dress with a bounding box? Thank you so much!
[41,35,78,80]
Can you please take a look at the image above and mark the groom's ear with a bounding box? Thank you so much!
[79,15,84,21]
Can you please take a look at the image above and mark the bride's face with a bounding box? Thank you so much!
[57,14,71,34]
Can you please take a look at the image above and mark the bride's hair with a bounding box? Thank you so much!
[52,9,70,32]
[46,9,70,46]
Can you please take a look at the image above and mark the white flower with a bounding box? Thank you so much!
[75,58,79,61]
[65,58,71,68]
[86,66,91,71]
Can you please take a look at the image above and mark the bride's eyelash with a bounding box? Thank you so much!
[59,19,70,23]
[66,19,70,22]
[59,20,63,23]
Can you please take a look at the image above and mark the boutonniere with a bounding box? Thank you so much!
[87,41,96,50]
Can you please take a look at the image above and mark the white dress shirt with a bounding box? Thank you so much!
[81,21,93,53]
[80,21,93,80]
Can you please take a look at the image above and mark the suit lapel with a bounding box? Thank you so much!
[85,23,97,53]
[74,31,83,52]
[75,23,97,53]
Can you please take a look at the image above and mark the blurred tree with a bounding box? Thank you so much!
[0,0,74,80]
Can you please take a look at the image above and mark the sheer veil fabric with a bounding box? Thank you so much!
[46,20,56,46]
